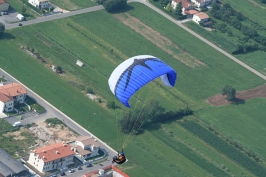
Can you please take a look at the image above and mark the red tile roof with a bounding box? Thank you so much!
[185,9,199,15]
[0,83,26,102]
[195,12,209,19]
[182,0,192,8]
[32,142,75,162]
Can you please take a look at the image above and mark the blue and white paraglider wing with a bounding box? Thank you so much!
[108,55,177,108]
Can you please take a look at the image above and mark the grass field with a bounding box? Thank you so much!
[222,0,266,29]
[198,98,266,160]
[49,0,96,11]
[0,2,266,176]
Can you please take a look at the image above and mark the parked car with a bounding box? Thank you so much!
[59,172,65,176]
[18,23,22,26]
[68,169,74,173]
[77,165,82,170]
[52,174,57,177]
[86,163,92,168]
[13,121,21,127]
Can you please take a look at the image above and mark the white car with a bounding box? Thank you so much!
[13,121,21,127]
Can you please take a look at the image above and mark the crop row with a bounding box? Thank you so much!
[153,130,230,177]
[179,120,266,176]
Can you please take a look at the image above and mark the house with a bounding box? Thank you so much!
[28,0,49,9]
[0,83,27,113]
[28,142,75,173]
[192,12,209,24]
[171,0,193,14]
[191,0,213,8]
[0,0,9,12]
[185,9,199,18]
[0,148,30,177]
[70,136,100,160]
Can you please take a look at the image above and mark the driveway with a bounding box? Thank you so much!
[0,10,19,24]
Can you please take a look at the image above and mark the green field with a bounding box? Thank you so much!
[0,2,266,176]
[198,98,266,160]
[49,0,96,10]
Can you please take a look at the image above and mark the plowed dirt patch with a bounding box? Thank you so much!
[207,84,266,106]
[113,13,206,68]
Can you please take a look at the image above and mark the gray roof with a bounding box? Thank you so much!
[0,148,29,177]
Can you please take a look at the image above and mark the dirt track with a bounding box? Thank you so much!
[207,84,266,106]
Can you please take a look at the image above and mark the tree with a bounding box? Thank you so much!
[56,66,62,73]
[222,85,236,101]
[107,100,116,109]
[21,5,26,16]
[86,87,94,94]
[165,3,171,11]
[173,2,183,19]
[0,22,5,38]
[103,0,127,12]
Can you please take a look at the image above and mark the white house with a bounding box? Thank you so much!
[0,0,9,12]
[71,136,100,160]
[191,0,213,8]
[192,12,209,24]
[0,83,27,112]
[28,0,49,9]
[28,142,75,173]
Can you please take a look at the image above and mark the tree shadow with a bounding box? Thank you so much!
[231,97,246,105]
[108,5,135,14]
[232,48,260,55]
[1,33,15,40]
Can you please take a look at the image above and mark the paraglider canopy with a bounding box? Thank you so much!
[108,55,177,108]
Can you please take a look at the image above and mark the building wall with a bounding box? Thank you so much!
[28,0,49,9]
[28,153,74,173]
[0,3,9,12]
[0,101,4,112]
[192,15,201,23]
[14,93,26,104]
[39,1,49,9]
[4,100,14,112]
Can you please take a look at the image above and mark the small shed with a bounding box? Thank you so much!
[76,60,84,67]
[16,14,24,21]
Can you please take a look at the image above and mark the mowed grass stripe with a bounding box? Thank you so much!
[49,0,96,10]
[127,130,212,177]
[179,120,266,176]
[165,120,255,176]
[198,98,266,160]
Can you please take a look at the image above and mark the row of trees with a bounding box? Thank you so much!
[210,2,266,53]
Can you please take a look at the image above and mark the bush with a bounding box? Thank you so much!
[103,0,127,12]
[107,100,116,109]
[86,87,94,94]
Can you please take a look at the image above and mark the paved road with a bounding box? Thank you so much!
[0,68,117,177]
[4,5,104,30]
